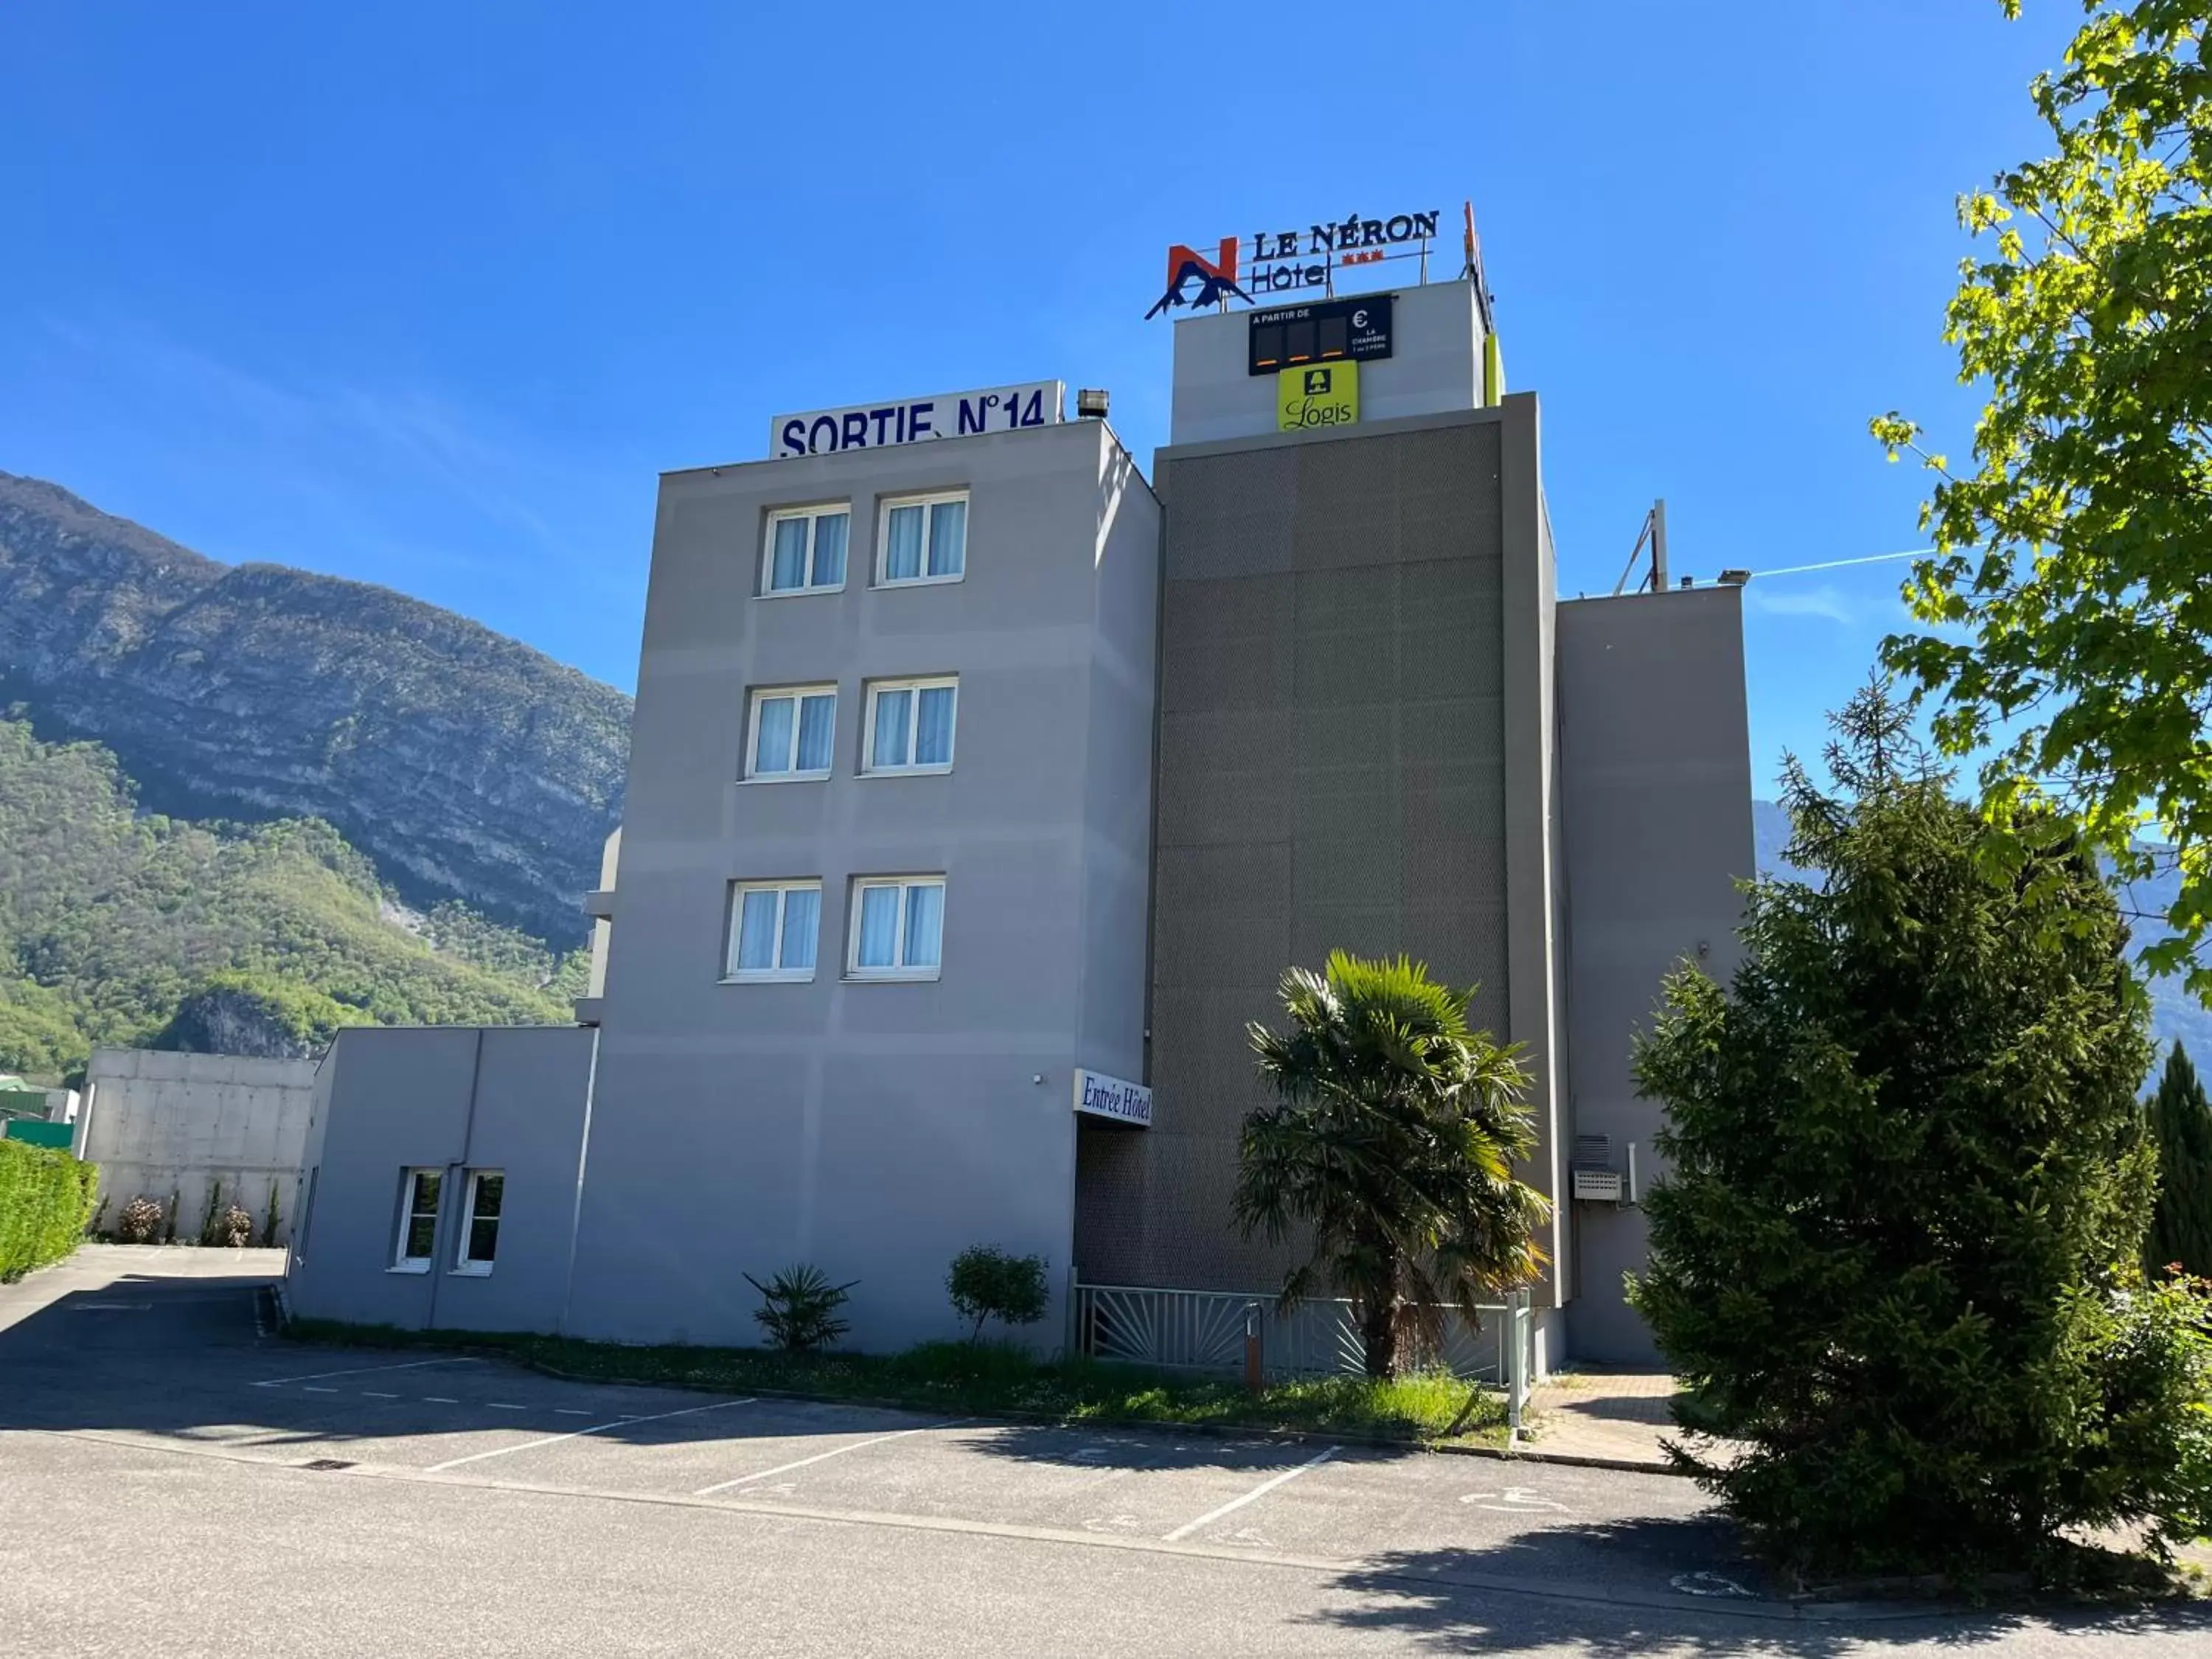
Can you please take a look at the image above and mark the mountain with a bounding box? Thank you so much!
[0,470,628,945]
[0,717,577,1079]
[1750,797,2212,1061]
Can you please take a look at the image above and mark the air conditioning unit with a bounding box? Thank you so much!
[1570,1134,1624,1203]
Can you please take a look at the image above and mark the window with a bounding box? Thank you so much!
[847,877,946,980]
[392,1168,441,1271]
[863,677,957,773]
[726,880,822,981]
[762,505,849,595]
[877,492,967,585]
[455,1170,503,1274]
[746,685,836,780]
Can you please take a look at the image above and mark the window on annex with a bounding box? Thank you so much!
[762,505,850,595]
[726,880,822,981]
[745,685,836,780]
[862,678,956,774]
[847,876,946,981]
[392,1168,442,1271]
[877,492,967,585]
[454,1170,504,1274]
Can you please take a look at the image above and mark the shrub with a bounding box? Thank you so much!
[260,1179,282,1248]
[217,1204,254,1248]
[0,1139,100,1281]
[116,1194,163,1244]
[742,1265,857,1352]
[161,1188,178,1245]
[946,1245,1049,1341]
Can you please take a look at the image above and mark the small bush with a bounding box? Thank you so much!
[260,1179,282,1248]
[0,1140,100,1281]
[217,1204,254,1248]
[116,1194,163,1244]
[946,1245,1049,1341]
[742,1265,857,1352]
[161,1188,178,1245]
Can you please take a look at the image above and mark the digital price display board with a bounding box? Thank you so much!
[1247,294,1394,377]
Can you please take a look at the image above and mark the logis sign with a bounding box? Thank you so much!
[1073,1069,1152,1128]
[771,381,1063,459]
[1145,209,1441,317]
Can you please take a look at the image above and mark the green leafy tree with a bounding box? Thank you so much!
[2146,1041,2212,1276]
[1872,0,2212,1000]
[945,1245,1049,1342]
[1631,684,2212,1578]
[1235,951,1551,1380]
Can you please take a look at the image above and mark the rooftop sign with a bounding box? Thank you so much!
[771,381,1063,459]
[1144,209,1441,316]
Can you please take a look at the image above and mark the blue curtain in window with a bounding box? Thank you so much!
[779,888,819,970]
[736,890,779,970]
[915,686,955,765]
[796,695,835,772]
[872,689,912,768]
[857,886,899,967]
[754,698,793,773]
[904,883,944,968]
[811,512,848,587]
[927,500,966,577]
[886,505,925,581]
[771,519,808,590]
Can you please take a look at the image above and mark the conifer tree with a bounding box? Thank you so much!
[2146,1042,2212,1279]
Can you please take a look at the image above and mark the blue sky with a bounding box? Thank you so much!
[0,1,2079,797]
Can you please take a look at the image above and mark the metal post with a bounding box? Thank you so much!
[1650,498,1669,594]
[1244,1301,1264,1395]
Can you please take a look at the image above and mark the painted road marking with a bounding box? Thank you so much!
[486,1403,528,1411]
[1161,1445,1337,1543]
[692,1422,960,1496]
[422,1397,459,1405]
[253,1357,478,1388]
[423,1397,759,1475]
[554,1409,592,1417]
[361,1391,400,1399]
[301,1386,338,1394]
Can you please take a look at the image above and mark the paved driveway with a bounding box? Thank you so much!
[3,1246,2207,1656]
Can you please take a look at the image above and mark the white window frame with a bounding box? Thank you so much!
[874,490,969,588]
[724,880,824,983]
[761,504,851,597]
[845,875,947,982]
[743,684,838,782]
[390,1167,442,1273]
[453,1168,504,1276]
[861,676,958,776]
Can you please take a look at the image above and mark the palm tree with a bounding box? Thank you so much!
[1234,950,1552,1379]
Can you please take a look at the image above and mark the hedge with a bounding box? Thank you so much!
[0,1139,100,1282]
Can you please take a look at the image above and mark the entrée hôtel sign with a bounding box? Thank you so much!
[771,381,1064,459]
[1073,1068,1152,1128]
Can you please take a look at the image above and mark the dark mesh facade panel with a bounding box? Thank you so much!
[1075,420,1512,1293]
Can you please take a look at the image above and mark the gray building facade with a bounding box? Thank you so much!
[286,274,1753,1368]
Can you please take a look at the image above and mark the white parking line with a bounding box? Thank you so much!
[423,1397,758,1474]
[487,1403,527,1411]
[692,1422,960,1496]
[252,1357,477,1388]
[1161,1445,1337,1543]
[361,1391,399,1399]
[301,1386,338,1394]
[422,1397,459,1405]
[554,1409,593,1417]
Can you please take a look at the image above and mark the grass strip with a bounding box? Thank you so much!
[282,1318,1509,1446]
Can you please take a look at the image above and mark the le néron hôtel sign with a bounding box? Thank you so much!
[1248,295,1394,377]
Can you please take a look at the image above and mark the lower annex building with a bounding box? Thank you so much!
[285,272,1753,1371]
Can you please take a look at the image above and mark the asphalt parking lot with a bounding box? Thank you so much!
[5,1248,2210,1656]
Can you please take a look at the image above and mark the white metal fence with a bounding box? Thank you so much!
[1070,1281,1534,1429]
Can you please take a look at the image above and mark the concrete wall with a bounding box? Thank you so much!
[1169,279,1486,447]
[1078,399,1567,1300]
[75,1049,317,1242]
[285,1025,597,1333]
[565,417,1161,1352]
[1555,584,1755,1362]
